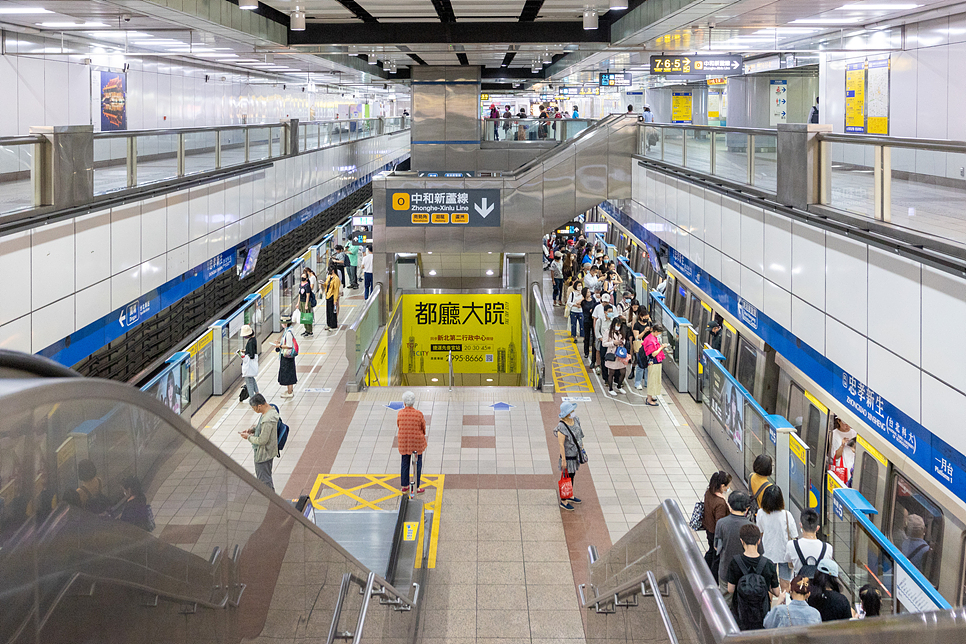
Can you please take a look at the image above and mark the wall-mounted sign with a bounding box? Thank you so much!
[556,226,579,234]
[352,216,373,226]
[845,62,866,133]
[650,55,742,77]
[671,92,693,123]
[584,222,608,233]
[707,77,728,85]
[417,171,476,178]
[100,71,127,131]
[387,189,501,227]
[599,72,632,87]
[769,79,788,126]
[562,86,600,95]
[480,93,489,101]
[867,57,890,135]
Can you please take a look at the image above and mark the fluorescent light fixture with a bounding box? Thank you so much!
[233,58,259,62]
[834,3,920,9]
[610,0,628,8]
[0,7,53,14]
[166,47,215,52]
[39,21,108,27]
[239,0,258,9]
[486,378,493,382]
[431,378,439,382]
[485,269,494,275]
[194,52,238,58]
[429,270,437,275]
[790,17,863,23]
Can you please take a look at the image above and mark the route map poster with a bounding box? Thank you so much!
[845,62,866,133]
[867,57,891,135]
[671,92,692,123]
[100,71,127,131]
[401,293,520,374]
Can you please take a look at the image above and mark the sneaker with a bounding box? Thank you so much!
[416,488,425,494]
[570,497,582,504]
[635,384,643,390]
[617,387,627,394]
[559,501,575,511]
[400,487,409,492]
[304,333,313,337]
[608,389,617,397]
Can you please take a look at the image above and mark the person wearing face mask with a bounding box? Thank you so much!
[602,315,629,396]
[617,291,634,319]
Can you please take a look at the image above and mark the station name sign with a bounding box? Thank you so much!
[649,55,743,77]
[562,86,600,96]
[386,189,501,227]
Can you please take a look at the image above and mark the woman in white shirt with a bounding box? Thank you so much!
[565,278,583,341]
[756,484,799,592]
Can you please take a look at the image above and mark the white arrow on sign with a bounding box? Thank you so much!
[119,310,127,327]
[474,197,495,219]
[732,60,740,69]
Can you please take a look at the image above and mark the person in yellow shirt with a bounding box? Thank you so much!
[324,265,341,332]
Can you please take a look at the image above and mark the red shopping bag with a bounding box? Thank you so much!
[830,457,849,485]
[558,472,574,500]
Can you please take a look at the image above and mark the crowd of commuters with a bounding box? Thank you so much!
[697,455,891,630]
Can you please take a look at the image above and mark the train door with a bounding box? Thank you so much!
[785,382,829,516]
[743,402,774,487]
[672,283,688,318]
[852,437,889,527]
[888,474,944,590]
[719,321,739,374]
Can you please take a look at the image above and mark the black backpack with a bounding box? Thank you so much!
[269,404,290,455]
[793,539,827,579]
[731,557,770,630]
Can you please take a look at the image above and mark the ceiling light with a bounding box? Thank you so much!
[290,9,305,30]
[583,7,598,30]
[486,378,493,382]
[610,0,628,8]
[834,3,920,9]
[790,17,863,23]
[368,52,377,64]
[239,0,258,9]
[486,269,494,275]
[0,7,53,14]
[383,59,390,71]
[429,270,436,275]
[431,378,439,382]
[39,21,108,28]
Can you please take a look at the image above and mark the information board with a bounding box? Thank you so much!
[769,79,788,126]
[671,92,692,123]
[650,55,742,78]
[845,62,866,133]
[386,188,501,227]
[562,86,600,95]
[401,293,521,374]
[867,57,890,135]
[599,72,632,87]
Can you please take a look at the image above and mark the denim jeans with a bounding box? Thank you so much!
[347,264,358,288]
[634,365,648,388]
[364,272,373,300]
[569,311,582,338]
[552,278,563,302]
[244,376,259,396]
[401,453,423,489]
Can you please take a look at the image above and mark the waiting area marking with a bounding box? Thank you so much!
[308,473,445,568]
[552,330,595,393]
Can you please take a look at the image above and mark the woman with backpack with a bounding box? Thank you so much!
[272,316,298,398]
[807,560,855,621]
[755,485,798,591]
[298,272,316,337]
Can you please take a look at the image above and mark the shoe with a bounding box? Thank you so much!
[559,501,575,511]
[618,387,627,394]
[570,497,582,504]
[635,384,643,390]
[608,389,617,397]
[300,331,308,336]
[400,487,409,492]
[416,488,425,494]
[304,333,313,337]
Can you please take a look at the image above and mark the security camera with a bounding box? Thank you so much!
[122,14,132,22]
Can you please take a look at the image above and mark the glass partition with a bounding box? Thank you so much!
[684,129,712,174]
[0,379,418,644]
[753,134,778,191]
[0,139,39,214]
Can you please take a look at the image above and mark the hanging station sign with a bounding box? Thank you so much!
[599,72,633,87]
[649,55,743,78]
[386,189,501,227]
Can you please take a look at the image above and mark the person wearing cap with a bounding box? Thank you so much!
[271,316,298,398]
[709,319,723,352]
[237,324,259,396]
[807,559,855,621]
[554,400,586,512]
[763,575,822,628]
[900,513,930,572]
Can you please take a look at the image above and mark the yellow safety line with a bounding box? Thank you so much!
[309,474,327,510]
[551,330,594,393]
[413,501,426,569]
[427,474,443,568]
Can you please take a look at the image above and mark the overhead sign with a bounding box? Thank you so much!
[649,55,743,77]
[480,93,489,101]
[387,189,501,227]
[769,80,788,126]
[352,215,373,226]
[707,77,728,85]
[599,72,632,87]
[584,222,608,233]
[417,171,475,178]
[562,86,600,96]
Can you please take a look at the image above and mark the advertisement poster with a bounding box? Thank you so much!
[708,90,721,119]
[402,293,521,374]
[867,57,890,135]
[671,92,692,123]
[100,71,127,131]
[845,62,866,133]
[708,361,744,449]
[769,79,788,126]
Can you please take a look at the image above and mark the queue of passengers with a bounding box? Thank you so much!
[700,458,883,630]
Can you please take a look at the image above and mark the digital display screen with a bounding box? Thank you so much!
[352,216,373,226]
[649,54,743,78]
[238,243,261,280]
[584,222,608,233]
[599,72,632,87]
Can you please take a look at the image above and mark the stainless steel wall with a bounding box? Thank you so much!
[411,66,482,172]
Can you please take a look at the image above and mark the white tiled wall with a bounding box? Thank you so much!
[0,131,410,355]
[0,53,406,136]
[632,165,966,453]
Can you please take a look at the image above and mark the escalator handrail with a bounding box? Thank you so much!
[0,376,417,608]
[510,113,628,176]
[0,349,80,378]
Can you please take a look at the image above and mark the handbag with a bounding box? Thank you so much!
[562,421,589,465]
[689,500,705,531]
[238,384,249,402]
[558,472,574,500]
[301,310,315,324]
[830,456,849,484]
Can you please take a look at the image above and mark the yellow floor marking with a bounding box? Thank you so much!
[552,330,595,393]
[309,473,444,568]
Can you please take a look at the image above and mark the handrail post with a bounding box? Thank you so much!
[747,134,755,185]
[177,132,186,177]
[126,135,137,188]
[244,128,250,163]
[351,572,376,644]
[448,350,454,391]
[710,129,716,176]
[215,131,222,169]
[682,128,688,167]
[880,145,891,222]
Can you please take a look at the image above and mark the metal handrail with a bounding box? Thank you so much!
[638,122,778,137]
[326,569,420,644]
[0,134,45,146]
[815,131,966,153]
[92,123,281,139]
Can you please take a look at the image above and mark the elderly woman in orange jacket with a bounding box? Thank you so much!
[396,390,427,494]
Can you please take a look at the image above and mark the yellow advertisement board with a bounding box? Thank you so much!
[671,92,692,123]
[845,62,866,133]
[401,293,521,374]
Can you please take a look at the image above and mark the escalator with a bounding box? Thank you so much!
[0,360,421,644]
[580,500,966,644]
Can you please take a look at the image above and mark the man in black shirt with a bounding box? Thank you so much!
[727,524,783,629]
